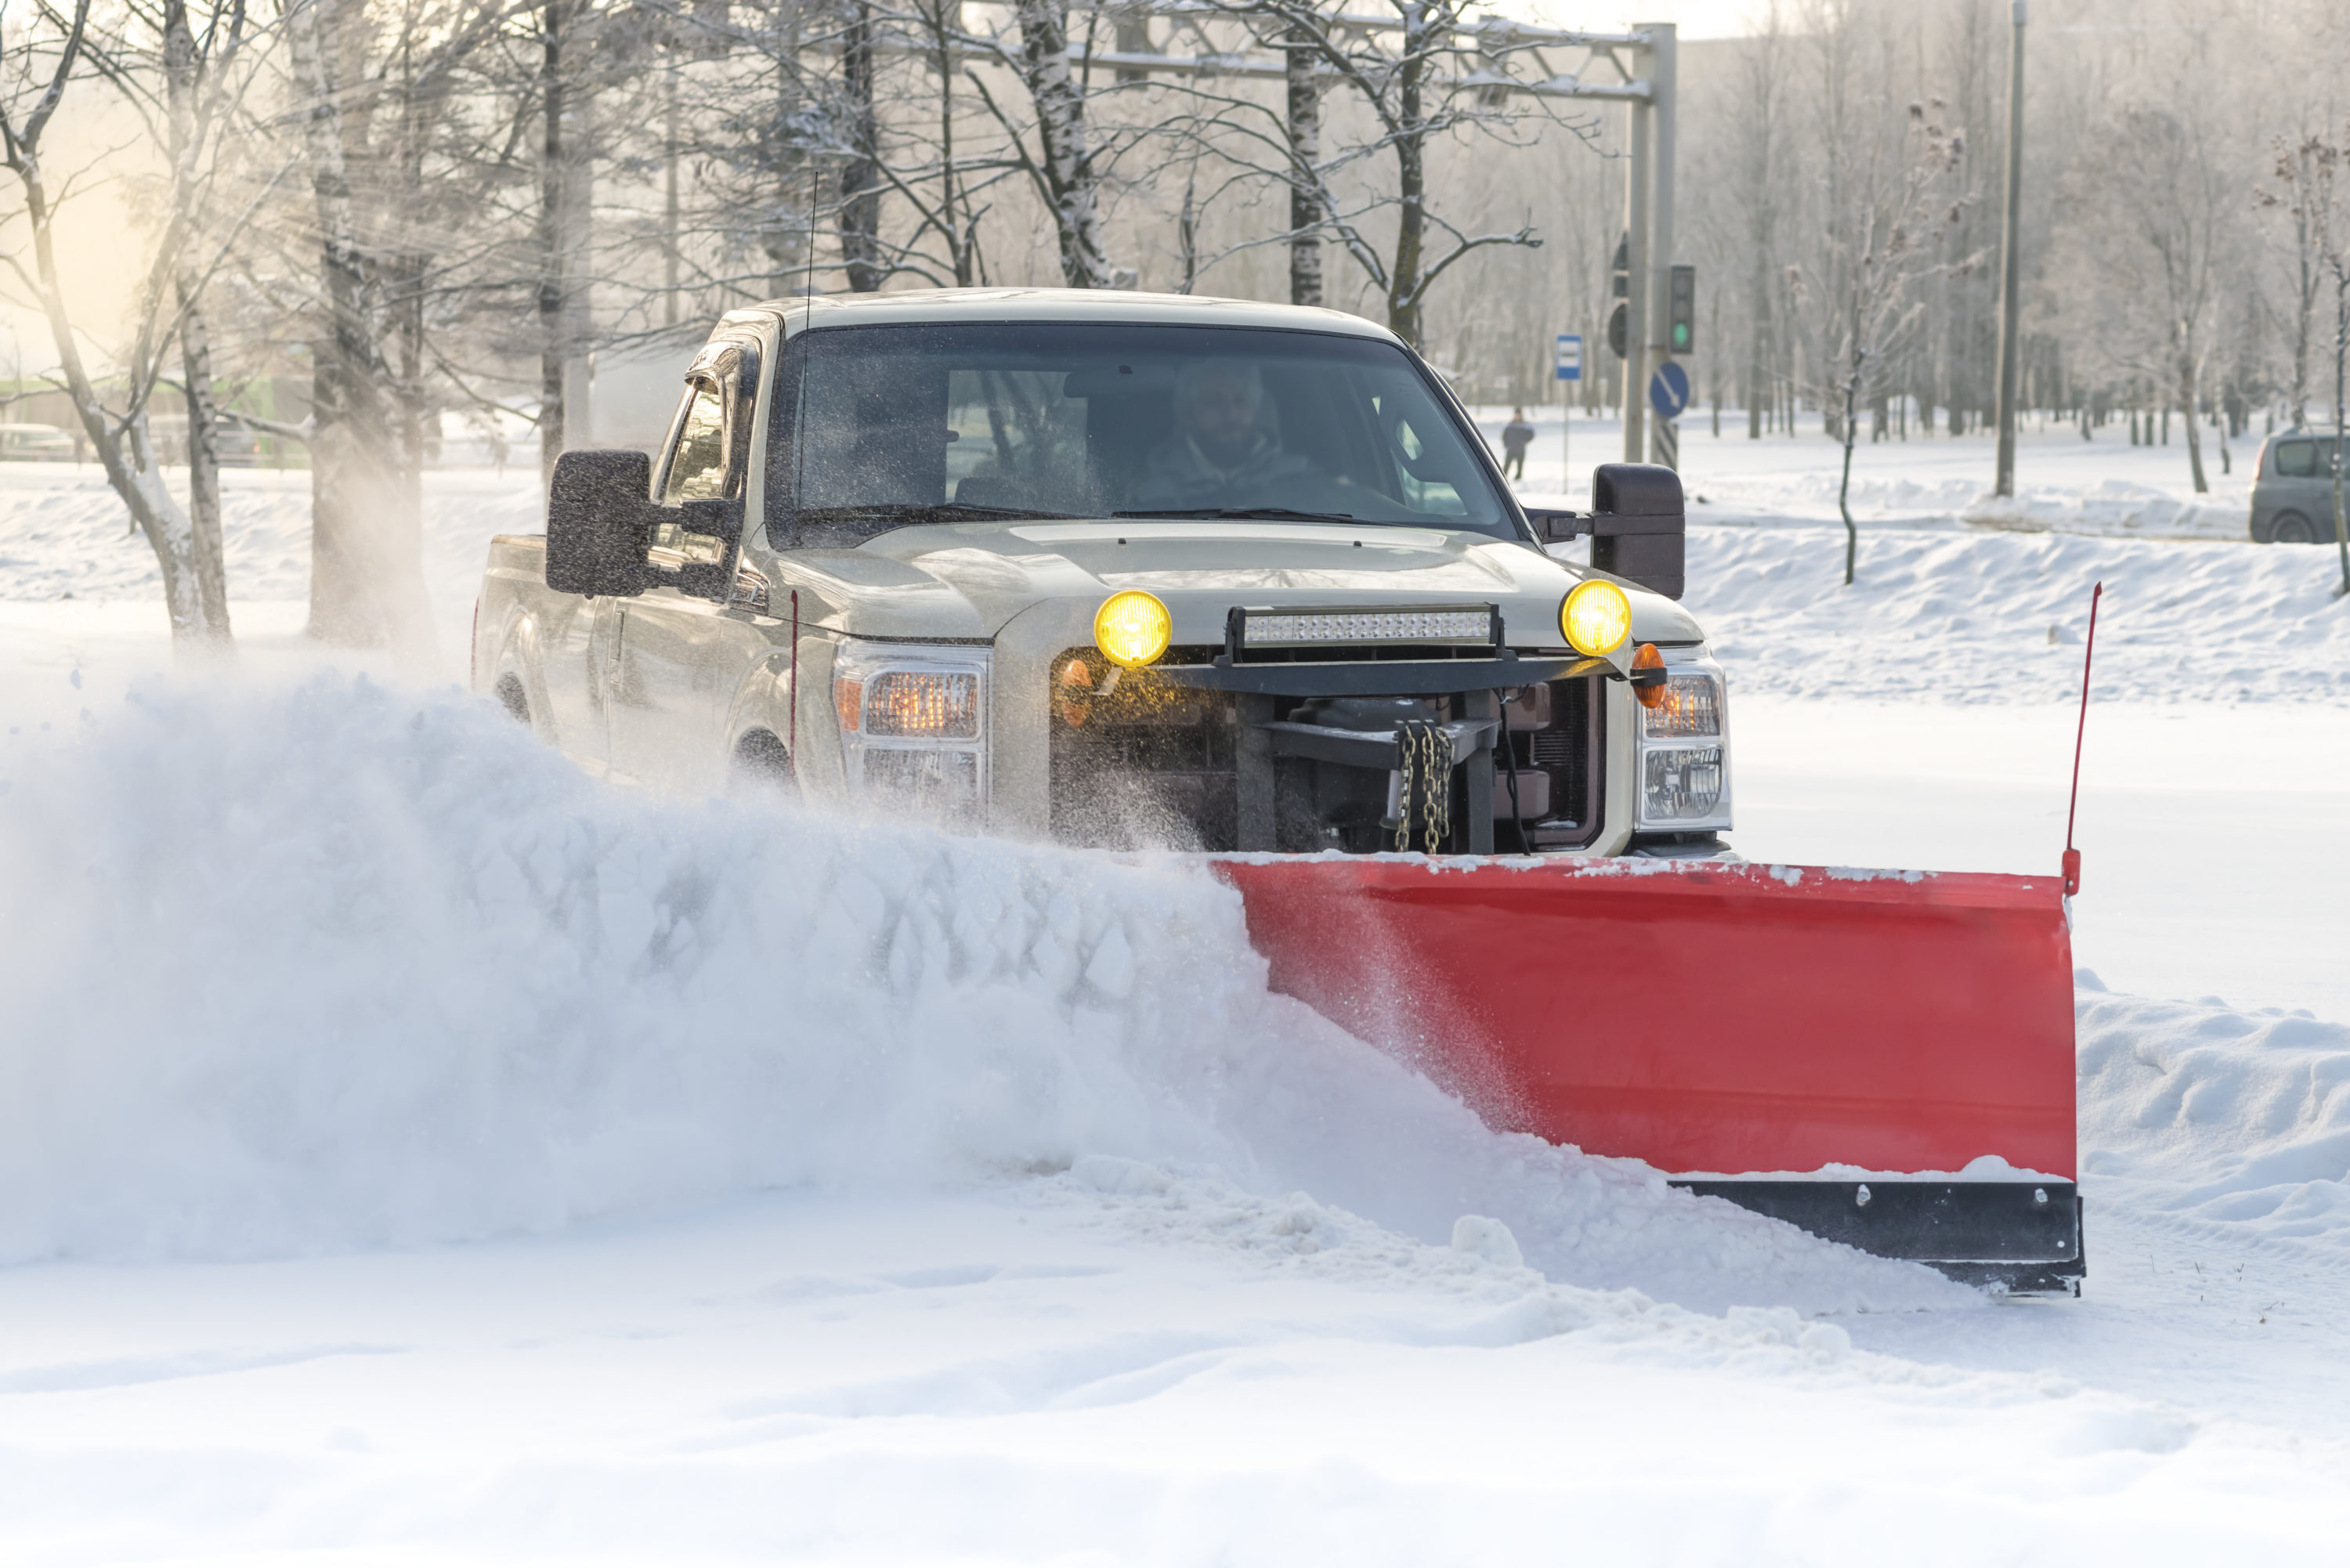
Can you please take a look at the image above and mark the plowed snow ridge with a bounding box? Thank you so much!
[2077,981,2350,1251]
[0,675,1965,1313]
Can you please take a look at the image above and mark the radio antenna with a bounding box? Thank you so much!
[2062,580,2102,897]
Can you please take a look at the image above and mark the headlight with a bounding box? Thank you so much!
[1642,746,1725,820]
[858,670,979,738]
[1636,653,1732,829]
[833,643,988,822]
[1560,580,1631,657]
[1642,671,1722,739]
[1094,591,1172,669]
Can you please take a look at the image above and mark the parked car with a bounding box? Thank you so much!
[2251,431,2347,543]
[0,424,76,462]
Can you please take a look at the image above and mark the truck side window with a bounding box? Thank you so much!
[663,380,729,503]
[651,371,740,567]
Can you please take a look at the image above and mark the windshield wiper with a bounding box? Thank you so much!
[1112,507,1355,523]
[791,502,1082,524]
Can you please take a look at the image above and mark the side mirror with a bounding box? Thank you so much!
[545,450,653,598]
[677,495,744,545]
[1589,462,1686,600]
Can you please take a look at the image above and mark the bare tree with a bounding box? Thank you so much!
[2260,132,2334,431]
[1790,97,1969,583]
[0,0,267,652]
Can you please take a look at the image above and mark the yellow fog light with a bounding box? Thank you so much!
[1560,580,1632,658]
[1094,590,1173,669]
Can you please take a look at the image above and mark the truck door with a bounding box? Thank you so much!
[607,343,768,790]
[538,594,622,771]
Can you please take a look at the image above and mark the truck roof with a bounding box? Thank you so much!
[739,287,1401,342]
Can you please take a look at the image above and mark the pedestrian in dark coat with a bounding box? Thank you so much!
[1500,407,1535,480]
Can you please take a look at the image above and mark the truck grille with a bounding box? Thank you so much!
[1048,650,1604,854]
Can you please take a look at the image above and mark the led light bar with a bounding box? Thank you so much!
[1238,604,1499,650]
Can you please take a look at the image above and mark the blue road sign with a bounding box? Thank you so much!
[1648,359,1690,421]
[1554,334,1583,381]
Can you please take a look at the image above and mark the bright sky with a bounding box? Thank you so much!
[1515,0,1762,39]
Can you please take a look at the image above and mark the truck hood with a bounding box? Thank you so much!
[764,518,1704,648]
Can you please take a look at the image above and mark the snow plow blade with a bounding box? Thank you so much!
[1213,857,2084,1293]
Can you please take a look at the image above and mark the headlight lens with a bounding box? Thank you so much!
[1642,672,1722,739]
[1560,580,1631,657]
[832,644,989,823]
[1094,590,1173,669]
[1642,746,1726,821]
[862,670,979,738]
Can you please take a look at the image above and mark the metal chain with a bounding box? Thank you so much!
[1394,721,1450,854]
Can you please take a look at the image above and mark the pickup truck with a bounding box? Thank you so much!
[472,288,1730,858]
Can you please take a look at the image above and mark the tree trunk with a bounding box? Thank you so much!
[1176,174,1198,293]
[14,152,218,650]
[1838,360,1861,586]
[1014,0,1109,288]
[163,0,230,648]
[292,0,420,652]
[1384,14,1426,346]
[2180,357,2207,494]
[838,0,883,291]
[1285,20,1322,308]
[2334,279,2349,596]
[537,0,569,486]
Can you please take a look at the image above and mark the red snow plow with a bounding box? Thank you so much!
[1213,856,2084,1293]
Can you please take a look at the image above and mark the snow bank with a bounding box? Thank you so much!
[0,469,540,606]
[1963,478,2254,540]
[0,671,1961,1313]
[2079,984,2350,1248]
[1683,523,2350,705]
[1685,471,2251,538]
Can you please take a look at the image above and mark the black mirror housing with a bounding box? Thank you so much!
[545,450,653,598]
[1525,508,1588,544]
[678,495,744,544]
[1589,462,1686,600]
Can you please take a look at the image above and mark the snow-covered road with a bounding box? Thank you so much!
[1,443,2347,1563]
[3,1178,2343,1566]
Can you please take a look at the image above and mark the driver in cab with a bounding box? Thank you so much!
[1130,361,1323,513]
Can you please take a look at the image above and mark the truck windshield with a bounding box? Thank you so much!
[769,321,1520,544]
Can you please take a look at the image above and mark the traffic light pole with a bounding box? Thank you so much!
[1644,20,1676,468]
[1622,88,1650,464]
[1992,1,2026,497]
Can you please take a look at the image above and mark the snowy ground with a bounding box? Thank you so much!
[2,434,2348,1563]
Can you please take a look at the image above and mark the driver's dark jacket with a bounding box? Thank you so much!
[1130,432,1322,511]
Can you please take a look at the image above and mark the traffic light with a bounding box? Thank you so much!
[1668,264,1696,356]
[1608,235,1630,359]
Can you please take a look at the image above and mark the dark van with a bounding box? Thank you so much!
[2251,433,2345,543]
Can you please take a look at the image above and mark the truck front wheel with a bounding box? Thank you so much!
[731,730,797,800]
[494,675,531,725]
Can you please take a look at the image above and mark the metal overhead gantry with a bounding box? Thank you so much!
[962,8,1680,466]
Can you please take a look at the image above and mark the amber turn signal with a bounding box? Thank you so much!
[1631,643,1668,709]
[1053,654,1095,728]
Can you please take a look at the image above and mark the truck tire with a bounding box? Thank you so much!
[730,730,797,800]
[2272,511,2317,544]
[494,674,531,724]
